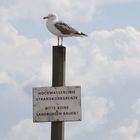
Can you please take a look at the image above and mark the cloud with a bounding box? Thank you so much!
[109,120,140,140]
[3,119,50,140]
[0,19,52,87]
[0,0,95,21]
[0,71,15,85]
[132,98,140,114]
[0,20,52,138]
[2,95,109,140]
[66,26,140,92]
[0,0,139,22]
[82,96,109,130]
[1,19,140,100]
[1,3,140,138]
[65,95,110,140]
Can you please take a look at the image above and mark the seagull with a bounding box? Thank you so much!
[43,14,87,46]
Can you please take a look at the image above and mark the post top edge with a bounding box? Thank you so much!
[53,45,66,48]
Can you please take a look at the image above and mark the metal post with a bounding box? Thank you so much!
[51,46,66,140]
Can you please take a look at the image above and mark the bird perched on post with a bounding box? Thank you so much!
[43,14,87,46]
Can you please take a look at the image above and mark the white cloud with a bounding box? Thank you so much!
[0,0,96,21]
[2,95,109,140]
[3,119,50,140]
[89,27,140,60]
[65,95,110,140]
[95,0,139,5]
[0,0,139,22]
[109,120,140,140]
[0,71,14,85]
[1,95,109,140]
[0,19,52,88]
[66,26,140,92]
[82,96,109,131]
[132,99,140,114]
[1,18,140,101]
[1,2,140,138]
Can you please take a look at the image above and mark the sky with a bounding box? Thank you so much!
[0,0,140,140]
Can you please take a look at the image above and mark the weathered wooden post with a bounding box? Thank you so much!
[32,46,81,140]
[51,46,66,140]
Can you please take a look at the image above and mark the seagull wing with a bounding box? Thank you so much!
[54,21,79,35]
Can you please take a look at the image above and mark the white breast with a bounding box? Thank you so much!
[46,21,63,37]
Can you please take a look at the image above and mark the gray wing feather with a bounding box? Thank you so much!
[54,22,79,34]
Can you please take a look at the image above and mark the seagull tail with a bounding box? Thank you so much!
[75,32,88,37]
[80,32,88,36]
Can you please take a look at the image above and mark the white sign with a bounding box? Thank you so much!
[33,86,81,122]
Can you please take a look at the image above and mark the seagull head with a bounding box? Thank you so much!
[43,14,57,20]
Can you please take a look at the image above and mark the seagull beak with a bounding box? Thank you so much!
[43,16,48,19]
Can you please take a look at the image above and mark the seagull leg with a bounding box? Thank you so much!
[57,37,59,46]
[61,37,63,46]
